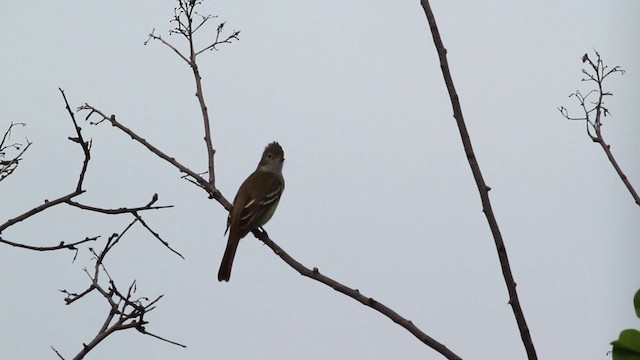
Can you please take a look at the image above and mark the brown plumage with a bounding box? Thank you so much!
[218,142,285,282]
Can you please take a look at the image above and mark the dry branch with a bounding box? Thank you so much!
[145,0,239,188]
[559,51,638,206]
[56,198,185,360]
[419,1,538,359]
[255,229,462,360]
[1,89,178,358]
[0,122,32,182]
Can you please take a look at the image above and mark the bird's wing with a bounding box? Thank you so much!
[238,174,284,230]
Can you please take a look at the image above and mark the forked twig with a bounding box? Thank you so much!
[559,51,638,206]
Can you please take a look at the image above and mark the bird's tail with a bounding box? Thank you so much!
[217,234,240,282]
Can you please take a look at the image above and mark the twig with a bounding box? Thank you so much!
[145,29,190,64]
[69,193,183,258]
[66,199,173,214]
[1,90,89,242]
[137,326,187,348]
[0,235,98,252]
[51,345,65,360]
[133,212,184,259]
[419,1,537,359]
[0,122,32,182]
[1,192,83,233]
[59,88,92,193]
[559,51,638,206]
[195,22,240,55]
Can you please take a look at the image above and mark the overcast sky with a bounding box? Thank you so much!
[1,1,639,359]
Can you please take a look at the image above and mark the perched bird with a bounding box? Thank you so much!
[217,142,285,282]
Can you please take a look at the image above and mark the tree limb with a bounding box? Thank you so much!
[255,229,462,360]
[419,1,538,359]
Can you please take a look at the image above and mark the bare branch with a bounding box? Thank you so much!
[0,122,32,182]
[253,229,462,359]
[59,88,92,193]
[1,91,171,258]
[1,192,83,233]
[65,198,173,214]
[79,105,230,209]
[145,0,240,191]
[0,235,98,253]
[560,50,639,206]
[191,11,216,34]
[51,346,65,360]
[136,326,187,348]
[57,216,183,359]
[195,22,240,55]
[144,29,190,64]
[419,1,538,359]
[132,212,184,259]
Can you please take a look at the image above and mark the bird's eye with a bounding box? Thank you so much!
[267,153,273,159]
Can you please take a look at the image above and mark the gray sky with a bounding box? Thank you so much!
[1,1,639,359]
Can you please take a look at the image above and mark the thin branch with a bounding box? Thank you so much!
[133,212,184,259]
[68,194,184,258]
[144,29,190,65]
[136,326,187,348]
[65,199,173,214]
[145,0,239,190]
[51,346,65,360]
[57,216,183,359]
[0,122,32,182]
[79,105,230,209]
[1,91,174,262]
[60,284,97,306]
[1,90,92,248]
[191,9,216,35]
[254,230,462,359]
[0,122,24,150]
[1,192,83,233]
[59,88,92,193]
[195,22,240,55]
[559,51,638,206]
[419,1,537,359]
[0,235,98,252]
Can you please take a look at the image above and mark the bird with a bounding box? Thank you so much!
[217,142,285,282]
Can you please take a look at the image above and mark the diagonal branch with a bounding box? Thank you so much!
[255,229,463,360]
[133,211,184,259]
[1,192,83,233]
[419,1,537,359]
[144,29,190,65]
[195,22,240,55]
[79,105,230,209]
